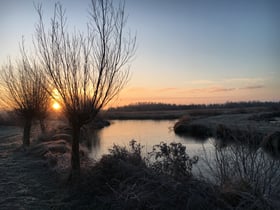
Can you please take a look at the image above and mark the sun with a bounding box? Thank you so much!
[52,102,61,111]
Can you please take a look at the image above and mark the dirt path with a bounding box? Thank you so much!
[0,126,67,209]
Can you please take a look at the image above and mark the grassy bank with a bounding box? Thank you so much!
[174,111,280,143]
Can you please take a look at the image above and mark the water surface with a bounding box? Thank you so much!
[88,120,214,160]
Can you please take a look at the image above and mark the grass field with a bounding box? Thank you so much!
[102,106,275,120]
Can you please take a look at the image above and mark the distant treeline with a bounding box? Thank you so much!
[108,101,280,112]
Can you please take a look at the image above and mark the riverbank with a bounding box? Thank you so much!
[174,111,280,139]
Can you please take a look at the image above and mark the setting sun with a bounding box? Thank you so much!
[52,102,61,111]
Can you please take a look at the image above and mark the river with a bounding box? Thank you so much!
[88,120,215,161]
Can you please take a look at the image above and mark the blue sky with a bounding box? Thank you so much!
[0,0,279,106]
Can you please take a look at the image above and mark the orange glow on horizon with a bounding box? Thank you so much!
[107,84,280,108]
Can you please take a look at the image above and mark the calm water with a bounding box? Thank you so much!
[88,120,214,160]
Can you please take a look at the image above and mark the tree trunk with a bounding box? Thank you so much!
[71,125,81,181]
[39,119,46,133]
[23,118,32,146]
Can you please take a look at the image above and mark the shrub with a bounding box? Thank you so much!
[108,140,143,164]
[202,136,280,209]
[76,140,220,210]
[148,142,198,179]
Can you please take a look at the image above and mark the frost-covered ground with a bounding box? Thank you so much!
[0,126,72,209]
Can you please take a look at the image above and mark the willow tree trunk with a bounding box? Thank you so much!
[71,124,81,181]
[23,118,32,146]
[39,119,46,133]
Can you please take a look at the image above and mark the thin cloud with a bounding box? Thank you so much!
[224,77,265,84]
[210,87,236,92]
[189,77,266,87]
[240,85,264,90]
[179,86,236,94]
[189,86,236,93]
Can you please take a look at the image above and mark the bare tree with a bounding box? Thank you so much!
[34,0,136,179]
[0,48,50,146]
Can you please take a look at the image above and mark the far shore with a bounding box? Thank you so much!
[102,105,277,120]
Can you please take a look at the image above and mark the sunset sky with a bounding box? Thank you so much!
[0,0,279,107]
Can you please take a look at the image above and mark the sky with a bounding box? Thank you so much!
[0,0,279,107]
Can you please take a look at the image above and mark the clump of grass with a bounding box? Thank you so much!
[174,122,213,139]
[147,142,198,179]
[108,139,143,163]
[174,115,213,139]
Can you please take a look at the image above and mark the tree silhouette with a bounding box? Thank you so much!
[0,47,50,146]
[34,0,136,179]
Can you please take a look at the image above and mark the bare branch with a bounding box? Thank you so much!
[0,41,50,145]
[33,0,136,178]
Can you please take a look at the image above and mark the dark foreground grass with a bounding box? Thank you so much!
[62,140,278,210]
